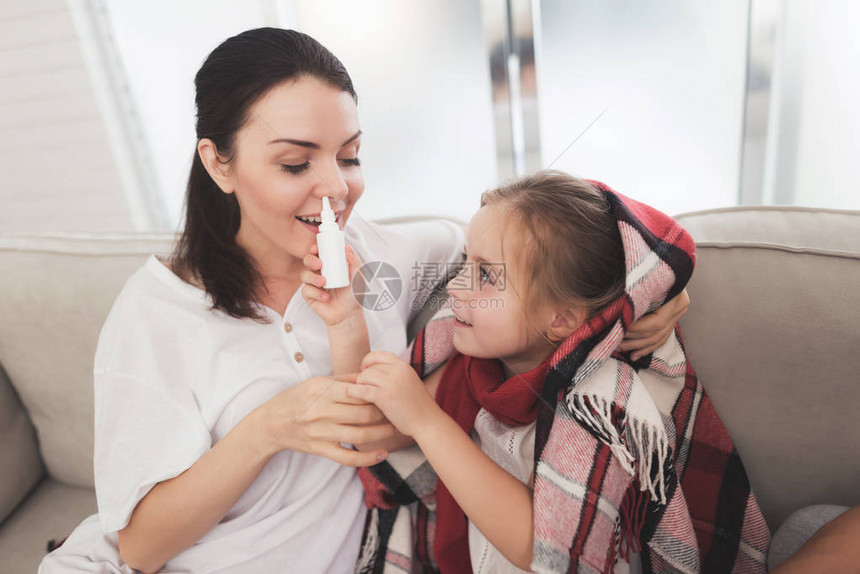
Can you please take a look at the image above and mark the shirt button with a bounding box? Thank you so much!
[283,322,293,333]
[294,352,304,363]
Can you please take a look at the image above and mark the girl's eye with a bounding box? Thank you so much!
[339,157,361,167]
[448,250,467,277]
[479,264,495,285]
[280,162,309,174]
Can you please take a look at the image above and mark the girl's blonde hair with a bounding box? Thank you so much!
[481,170,626,339]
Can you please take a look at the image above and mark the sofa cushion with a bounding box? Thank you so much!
[0,233,177,487]
[0,478,96,573]
[0,360,44,524]
[675,206,860,530]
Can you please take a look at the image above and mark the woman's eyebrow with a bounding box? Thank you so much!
[267,130,362,149]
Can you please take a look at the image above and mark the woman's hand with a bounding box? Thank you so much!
[300,243,363,327]
[252,375,394,466]
[348,351,440,438]
[620,288,691,360]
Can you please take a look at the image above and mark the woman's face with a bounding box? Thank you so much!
[211,76,364,272]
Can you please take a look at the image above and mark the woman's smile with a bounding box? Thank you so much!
[295,211,343,234]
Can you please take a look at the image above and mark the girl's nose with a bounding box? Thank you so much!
[447,262,473,300]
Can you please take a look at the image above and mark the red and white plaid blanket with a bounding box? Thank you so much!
[356,182,770,573]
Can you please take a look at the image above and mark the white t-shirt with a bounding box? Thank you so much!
[39,217,464,574]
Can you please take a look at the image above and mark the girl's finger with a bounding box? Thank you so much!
[361,362,399,381]
[360,350,399,370]
[346,383,374,400]
[356,367,387,387]
[310,243,319,256]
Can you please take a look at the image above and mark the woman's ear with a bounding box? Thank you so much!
[197,138,235,194]
[546,306,587,342]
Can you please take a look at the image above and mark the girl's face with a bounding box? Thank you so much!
[207,76,364,272]
[447,204,558,376]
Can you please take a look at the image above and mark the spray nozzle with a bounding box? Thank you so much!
[320,196,338,232]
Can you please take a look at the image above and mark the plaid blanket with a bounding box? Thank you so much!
[356,182,770,573]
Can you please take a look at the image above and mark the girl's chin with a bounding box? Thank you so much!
[451,331,471,355]
[451,331,493,359]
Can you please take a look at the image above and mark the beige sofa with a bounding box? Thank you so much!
[1,208,859,572]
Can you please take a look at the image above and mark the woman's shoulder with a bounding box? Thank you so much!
[154,255,205,290]
[345,217,465,281]
[346,216,464,253]
[94,256,214,372]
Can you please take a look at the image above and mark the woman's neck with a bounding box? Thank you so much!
[235,227,304,316]
[250,266,303,317]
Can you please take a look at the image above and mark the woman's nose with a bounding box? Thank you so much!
[310,159,349,200]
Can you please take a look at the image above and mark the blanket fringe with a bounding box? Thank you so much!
[618,482,649,561]
[568,393,668,505]
[355,509,380,574]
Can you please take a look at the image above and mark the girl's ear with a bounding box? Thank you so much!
[197,138,235,194]
[546,306,587,342]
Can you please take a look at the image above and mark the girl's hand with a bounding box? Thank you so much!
[253,375,394,466]
[300,243,363,327]
[348,351,440,438]
[620,288,691,360]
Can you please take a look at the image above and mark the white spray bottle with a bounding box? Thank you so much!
[316,196,350,289]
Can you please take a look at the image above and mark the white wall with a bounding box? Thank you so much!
[104,0,274,231]
[104,0,498,229]
[535,0,750,216]
[5,1,858,236]
[283,0,498,224]
[767,0,860,210]
[0,0,134,233]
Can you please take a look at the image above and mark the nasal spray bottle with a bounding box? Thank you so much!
[316,197,350,289]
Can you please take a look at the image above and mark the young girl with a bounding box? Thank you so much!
[317,171,770,573]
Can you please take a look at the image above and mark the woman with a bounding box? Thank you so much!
[39,28,686,574]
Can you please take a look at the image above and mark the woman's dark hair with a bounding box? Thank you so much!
[169,28,356,322]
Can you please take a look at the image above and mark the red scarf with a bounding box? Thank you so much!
[432,351,551,573]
